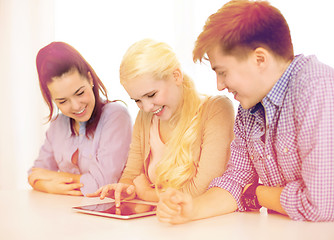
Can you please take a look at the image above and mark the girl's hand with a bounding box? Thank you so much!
[42,177,83,196]
[28,168,83,196]
[87,183,136,207]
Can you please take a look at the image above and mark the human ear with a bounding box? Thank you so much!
[253,47,268,68]
[173,68,183,86]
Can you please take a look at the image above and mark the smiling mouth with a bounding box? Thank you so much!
[74,107,86,115]
[228,89,237,97]
[153,106,164,114]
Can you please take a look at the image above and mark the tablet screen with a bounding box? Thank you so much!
[73,201,157,219]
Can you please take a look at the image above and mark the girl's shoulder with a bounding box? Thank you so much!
[49,114,69,127]
[100,101,131,120]
[102,100,129,114]
[47,114,71,136]
[202,95,234,113]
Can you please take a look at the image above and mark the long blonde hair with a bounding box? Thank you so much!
[120,39,206,192]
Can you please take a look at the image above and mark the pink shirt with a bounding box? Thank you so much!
[30,102,132,195]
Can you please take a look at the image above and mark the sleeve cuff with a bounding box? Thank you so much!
[80,174,99,196]
[209,177,245,212]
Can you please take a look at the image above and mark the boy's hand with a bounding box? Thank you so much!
[157,188,193,224]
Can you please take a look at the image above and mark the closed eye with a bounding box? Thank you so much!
[148,92,156,98]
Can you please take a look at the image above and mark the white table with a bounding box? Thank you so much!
[1,189,333,240]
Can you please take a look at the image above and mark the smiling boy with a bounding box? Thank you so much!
[157,0,334,223]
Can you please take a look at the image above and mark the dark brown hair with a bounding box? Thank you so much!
[36,41,109,138]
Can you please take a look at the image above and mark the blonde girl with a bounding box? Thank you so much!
[88,39,234,206]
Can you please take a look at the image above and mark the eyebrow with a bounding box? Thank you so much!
[55,86,86,101]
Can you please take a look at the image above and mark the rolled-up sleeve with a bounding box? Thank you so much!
[209,108,258,211]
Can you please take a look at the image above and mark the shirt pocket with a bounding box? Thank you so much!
[275,132,301,179]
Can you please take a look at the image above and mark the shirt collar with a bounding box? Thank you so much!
[66,117,87,138]
[249,55,303,115]
[265,55,303,107]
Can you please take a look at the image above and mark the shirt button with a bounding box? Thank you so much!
[250,155,254,160]
[266,155,271,159]
[283,147,289,153]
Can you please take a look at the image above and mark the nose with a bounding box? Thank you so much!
[217,77,227,91]
[71,98,81,111]
[141,100,154,113]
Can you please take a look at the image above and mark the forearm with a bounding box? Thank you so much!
[30,170,82,194]
[119,178,135,186]
[56,171,81,183]
[139,187,159,202]
[32,175,83,196]
[32,179,50,193]
[29,168,81,184]
[191,187,238,221]
[256,186,287,215]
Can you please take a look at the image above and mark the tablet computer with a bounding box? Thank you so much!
[72,201,157,219]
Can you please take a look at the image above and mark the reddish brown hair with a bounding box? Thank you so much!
[193,0,294,62]
[36,42,109,138]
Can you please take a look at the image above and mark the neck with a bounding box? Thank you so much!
[159,119,173,144]
[278,58,293,77]
[265,57,293,94]
[73,120,80,135]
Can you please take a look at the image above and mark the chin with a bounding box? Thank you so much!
[76,110,93,123]
[157,115,169,121]
[240,102,254,110]
[158,113,172,121]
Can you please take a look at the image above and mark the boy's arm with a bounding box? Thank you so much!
[157,187,237,224]
[246,184,287,215]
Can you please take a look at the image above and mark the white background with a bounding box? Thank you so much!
[0,0,333,190]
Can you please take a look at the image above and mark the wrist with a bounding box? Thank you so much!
[241,183,263,211]
[138,185,158,202]
[190,197,201,221]
[255,184,264,207]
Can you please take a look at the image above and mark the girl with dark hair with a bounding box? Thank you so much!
[28,42,132,196]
